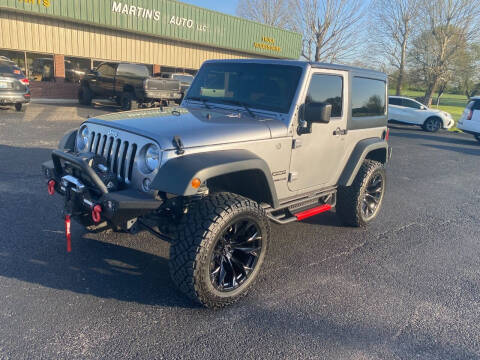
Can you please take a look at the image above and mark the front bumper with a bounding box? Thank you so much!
[445,118,454,129]
[42,150,162,229]
[0,91,31,105]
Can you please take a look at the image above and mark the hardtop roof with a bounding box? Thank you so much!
[203,58,387,81]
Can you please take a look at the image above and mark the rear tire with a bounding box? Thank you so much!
[78,86,92,106]
[336,160,386,227]
[120,92,138,111]
[423,117,442,132]
[169,193,270,308]
[475,134,480,142]
[14,103,23,111]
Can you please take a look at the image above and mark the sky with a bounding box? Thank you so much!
[179,0,238,16]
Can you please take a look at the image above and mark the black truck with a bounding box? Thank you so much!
[78,62,182,110]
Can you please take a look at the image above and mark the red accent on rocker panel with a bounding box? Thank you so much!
[295,204,332,221]
[92,205,102,223]
[47,180,55,195]
[65,215,72,253]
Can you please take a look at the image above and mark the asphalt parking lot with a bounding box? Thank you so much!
[1,103,479,360]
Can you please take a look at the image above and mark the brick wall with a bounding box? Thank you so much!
[29,81,79,99]
[53,54,65,80]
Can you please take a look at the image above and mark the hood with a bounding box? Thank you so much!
[86,107,288,150]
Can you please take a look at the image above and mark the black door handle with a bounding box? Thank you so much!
[333,128,348,136]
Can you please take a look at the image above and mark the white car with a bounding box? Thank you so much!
[388,96,454,132]
[457,97,480,142]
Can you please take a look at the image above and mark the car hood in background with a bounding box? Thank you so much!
[86,107,288,150]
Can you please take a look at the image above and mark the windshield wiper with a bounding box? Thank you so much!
[185,96,211,109]
[221,99,256,118]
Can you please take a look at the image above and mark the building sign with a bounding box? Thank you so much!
[254,36,281,53]
[17,0,51,7]
[1,0,302,59]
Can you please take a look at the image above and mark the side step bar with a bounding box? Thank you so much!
[265,190,336,225]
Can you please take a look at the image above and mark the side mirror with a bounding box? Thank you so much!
[303,102,332,123]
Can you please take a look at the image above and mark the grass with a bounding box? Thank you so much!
[388,89,469,131]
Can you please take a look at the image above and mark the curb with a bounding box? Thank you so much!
[31,98,79,105]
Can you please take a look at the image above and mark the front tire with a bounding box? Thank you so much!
[336,160,386,227]
[14,103,23,111]
[78,86,92,106]
[423,117,442,132]
[120,92,138,111]
[169,193,270,308]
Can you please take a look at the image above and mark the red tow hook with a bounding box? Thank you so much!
[92,205,102,223]
[65,214,72,253]
[47,179,56,195]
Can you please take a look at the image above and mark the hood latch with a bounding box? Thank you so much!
[172,136,185,155]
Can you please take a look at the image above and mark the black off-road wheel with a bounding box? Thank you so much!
[169,193,270,308]
[336,160,386,227]
[120,92,138,111]
[422,117,442,132]
[78,86,92,106]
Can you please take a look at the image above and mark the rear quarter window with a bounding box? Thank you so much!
[350,76,387,129]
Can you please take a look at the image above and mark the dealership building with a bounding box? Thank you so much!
[0,0,302,98]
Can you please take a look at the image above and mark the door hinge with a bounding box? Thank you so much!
[288,172,298,182]
[292,139,302,149]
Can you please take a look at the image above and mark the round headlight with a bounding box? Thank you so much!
[145,144,160,172]
[76,125,89,151]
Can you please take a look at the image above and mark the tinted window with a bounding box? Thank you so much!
[473,101,480,110]
[388,97,402,106]
[97,64,116,77]
[305,74,343,117]
[352,77,386,117]
[173,74,194,83]
[402,98,422,109]
[117,63,149,78]
[187,63,303,114]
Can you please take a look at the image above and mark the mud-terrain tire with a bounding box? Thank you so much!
[15,103,23,111]
[78,86,92,106]
[422,117,442,132]
[169,192,270,308]
[336,160,386,227]
[120,92,138,111]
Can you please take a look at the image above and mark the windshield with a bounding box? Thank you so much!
[186,63,303,114]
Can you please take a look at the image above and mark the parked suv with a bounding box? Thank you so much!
[388,96,454,132]
[0,60,30,111]
[458,97,480,142]
[42,59,391,308]
[79,62,182,110]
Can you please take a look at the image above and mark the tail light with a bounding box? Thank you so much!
[467,109,473,120]
[20,78,29,86]
[13,69,21,75]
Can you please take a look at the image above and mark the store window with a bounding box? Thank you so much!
[65,56,90,83]
[0,49,26,74]
[27,52,54,82]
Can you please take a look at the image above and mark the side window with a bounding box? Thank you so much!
[352,77,386,117]
[402,99,422,109]
[117,64,149,78]
[305,74,343,117]
[388,97,402,106]
[97,64,115,77]
[473,101,480,110]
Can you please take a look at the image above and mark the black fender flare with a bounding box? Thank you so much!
[338,138,389,187]
[151,149,279,208]
[58,128,78,151]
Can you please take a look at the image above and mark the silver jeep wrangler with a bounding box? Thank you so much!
[42,59,391,308]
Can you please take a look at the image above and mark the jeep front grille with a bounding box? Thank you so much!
[88,131,137,184]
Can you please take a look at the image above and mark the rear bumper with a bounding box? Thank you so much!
[0,91,31,104]
[42,150,162,228]
[143,90,182,100]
